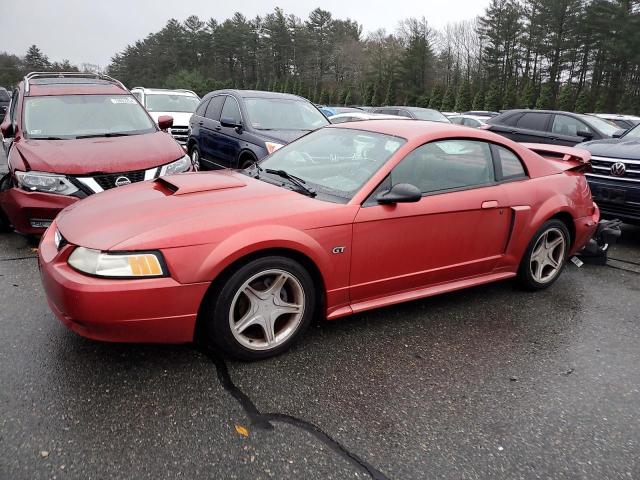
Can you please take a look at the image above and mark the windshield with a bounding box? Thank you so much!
[410,109,450,123]
[623,124,640,139]
[23,94,156,139]
[244,97,329,131]
[258,127,405,201]
[145,93,199,113]
[581,114,620,137]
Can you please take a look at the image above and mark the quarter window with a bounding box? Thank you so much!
[221,97,242,124]
[494,145,526,180]
[516,113,551,131]
[391,140,495,194]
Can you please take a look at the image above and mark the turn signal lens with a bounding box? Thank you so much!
[265,142,284,154]
[68,247,166,278]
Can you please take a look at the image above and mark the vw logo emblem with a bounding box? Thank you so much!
[114,176,132,187]
[610,162,626,177]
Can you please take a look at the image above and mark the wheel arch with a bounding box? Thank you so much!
[237,148,258,169]
[193,246,327,342]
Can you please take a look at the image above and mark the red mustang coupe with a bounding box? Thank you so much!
[39,120,599,360]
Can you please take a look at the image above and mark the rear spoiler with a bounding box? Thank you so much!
[521,143,592,173]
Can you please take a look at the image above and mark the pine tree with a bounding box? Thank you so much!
[428,85,444,109]
[535,83,555,110]
[283,77,290,93]
[384,77,397,106]
[343,87,352,106]
[454,80,472,112]
[484,82,502,111]
[472,90,485,110]
[574,89,591,113]
[417,93,431,108]
[594,91,607,113]
[371,82,381,107]
[557,83,574,111]
[440,85,456,111]
[254,78,262,91]
[502,79,517,110]
[518,80,535,109]
[24,44,50,71]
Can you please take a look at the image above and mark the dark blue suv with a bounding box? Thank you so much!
[187,90,329,170]
[582,123,640,224]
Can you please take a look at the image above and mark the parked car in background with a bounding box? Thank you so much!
[0,72,190,235]
[188,90,329,170]
[581,122,640,224]
[328,112,403,123]
[0,87,10,120]
[587,113,640,131]
[372,106,450,123]
[39,120,599,360]
[131,87,199,147]
[448,114,488,128]
[484,109,622,146]
[441,111,460,117]
[463,110,499,119]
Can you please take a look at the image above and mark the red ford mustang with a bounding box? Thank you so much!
[39,120,599,360]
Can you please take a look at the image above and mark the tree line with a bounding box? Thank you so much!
[2,1,640,114]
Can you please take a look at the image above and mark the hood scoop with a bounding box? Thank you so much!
[155,172,246,195]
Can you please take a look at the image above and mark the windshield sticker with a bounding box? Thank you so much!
[110,97,137,104]
[385,140,401,152]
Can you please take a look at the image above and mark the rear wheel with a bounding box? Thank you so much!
[518,219,570,290]
[238,154,256,170]
[201,256,316,361]
[0,174,13,232]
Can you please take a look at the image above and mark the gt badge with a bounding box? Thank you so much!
[332,246,345,254]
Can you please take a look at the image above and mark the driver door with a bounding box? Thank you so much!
[350,139,512,304]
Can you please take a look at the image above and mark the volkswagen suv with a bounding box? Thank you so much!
[0,72,191,235]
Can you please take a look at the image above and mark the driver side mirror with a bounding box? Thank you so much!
[157,115,173,130]
[221,117,242,130]
[376,183,422,205]
[1,122,14,138]
[576,130,593,140]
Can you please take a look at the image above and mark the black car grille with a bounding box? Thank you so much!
[169,126,189,145]
[587,156,640,182]
[597,200,640,219]
[93,170,148,190]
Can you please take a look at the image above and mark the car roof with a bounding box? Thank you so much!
[378,106,439,112]
[131,87,198,97]
[587,113,640,120]
[331,118,477,139]
[205,89,307,101]
[25,78,127,96]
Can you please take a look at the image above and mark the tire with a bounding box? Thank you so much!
[517,219,570,290]
[0,174,13,233]
[238,154,256,170]
[189,145,201,171]
[201,256,316,361]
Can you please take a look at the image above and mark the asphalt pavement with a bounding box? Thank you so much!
[1,147,639,480]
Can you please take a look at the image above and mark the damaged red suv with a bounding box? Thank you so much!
[0,72,191,235]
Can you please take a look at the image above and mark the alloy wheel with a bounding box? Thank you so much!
[228,269,305,351]
[529,227,566,284]
[190,149,201,171]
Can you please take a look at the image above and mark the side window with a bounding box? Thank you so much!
[195,98,210,116]
[9,89,19,128]
[397,110,413,118]
[220,96,242,124]
[464,118,480,127]
[204,96,225,121]
[450,117,464,125]
[516,113,551,131]
[132,91,142,102]
[552,115,590,136]
[330,116,351,124]
[494,145,527,180]
[500,112,523,126]
[391,140,495,194]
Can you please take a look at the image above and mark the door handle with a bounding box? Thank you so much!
[482,200,498,209]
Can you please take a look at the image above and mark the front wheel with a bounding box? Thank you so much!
[189,145,201,171]
[518,219,570,290]
[201,256,316,361]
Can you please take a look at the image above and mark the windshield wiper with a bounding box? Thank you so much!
[265,168,316,197]
[74,132,137,139]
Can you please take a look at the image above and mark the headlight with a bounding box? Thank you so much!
[159,155,191,176]
[68,247,167,278]
[265,142,284,154]
[15,171,78,195]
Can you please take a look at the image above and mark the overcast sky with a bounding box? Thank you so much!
[0,0,491,67]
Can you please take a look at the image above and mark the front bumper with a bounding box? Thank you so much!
[587,176,640,224]
[38,224,210,343]
[0,187,77,235]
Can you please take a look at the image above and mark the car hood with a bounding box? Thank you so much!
[255,129,314,145]
[56,170,350,251]
[15,132,185,175]
[148,111,193,127]
[581,138,640,160]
